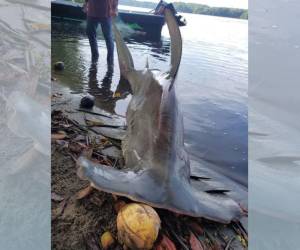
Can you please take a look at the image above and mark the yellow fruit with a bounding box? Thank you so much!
[117,203,161,250]
[113,92,121,98]
[100,231,115,249]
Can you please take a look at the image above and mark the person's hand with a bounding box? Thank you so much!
[110,9,118,17]
[82,2,88,14]
[110,0,118,17]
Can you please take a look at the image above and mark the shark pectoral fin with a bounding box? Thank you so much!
[77,156,137,196]
[113,22,135,78]
[171,179,243,223]
[77,157,165,204]
[164,8,182,81]
[77,157,243,223]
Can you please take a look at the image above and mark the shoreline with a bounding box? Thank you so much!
[51,80,248,249]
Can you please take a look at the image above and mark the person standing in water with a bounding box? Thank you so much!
[83,0,118,65]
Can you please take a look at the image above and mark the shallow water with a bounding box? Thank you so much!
[249,0,300,248]
[52,12,248,187]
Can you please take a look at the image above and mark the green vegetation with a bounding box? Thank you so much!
[119,0,248,19]
[175,3,248,19]
[73,0,248,20]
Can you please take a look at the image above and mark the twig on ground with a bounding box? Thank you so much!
[113,159,118,168]
[51,99,72,106]
[65,117,88,132]
[225,236,235,250]
[169,228,189,250]
[68,153,77,162]
[76,109,113,118]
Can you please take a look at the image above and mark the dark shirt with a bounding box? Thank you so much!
[87,0,118,19]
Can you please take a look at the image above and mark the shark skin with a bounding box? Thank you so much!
[77,9,244,223]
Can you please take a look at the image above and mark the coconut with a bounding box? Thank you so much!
[117,203,161,250]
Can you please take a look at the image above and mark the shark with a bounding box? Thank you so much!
[77,9,244,223]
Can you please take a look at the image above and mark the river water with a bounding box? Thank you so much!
[52,11,248,187]
[249,0,300,249]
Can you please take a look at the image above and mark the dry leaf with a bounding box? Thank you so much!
[90,195,105,207]
[211,242,222,250]
[76,185,93,200]
[51,131,67,140]
[51,192,64,202]
[155,234,176,250]
[85,119,104,127]
[82,148,93,159]
[112,194,118,201]
[56,140,68,148]
[52,199,68,221]
[62,124,72,128]
[189,232,204,250]
[189,222,204,235]
[114,200,126,213]
[100,138,110,145]
[69,142,86,154]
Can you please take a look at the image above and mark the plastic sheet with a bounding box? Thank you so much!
[0,0,50,249]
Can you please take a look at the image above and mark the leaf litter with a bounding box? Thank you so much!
[51,91,248,250]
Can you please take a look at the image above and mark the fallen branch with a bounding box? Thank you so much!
[65,117,88,132]
[225,236,235,250]
[51,99,72,106]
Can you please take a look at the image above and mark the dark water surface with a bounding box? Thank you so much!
[52,13,248,186]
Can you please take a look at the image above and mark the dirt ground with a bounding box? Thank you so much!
[51,82,248,250]
[51,143,121,250]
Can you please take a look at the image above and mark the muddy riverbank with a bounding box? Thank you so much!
[51,81,247,250]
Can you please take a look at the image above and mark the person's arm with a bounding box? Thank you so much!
[112,0,118,9]
[111,0,118,17]
[83,0,88,13]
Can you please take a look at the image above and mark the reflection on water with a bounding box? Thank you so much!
[52,13,248,187]
[87,63,131,114]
